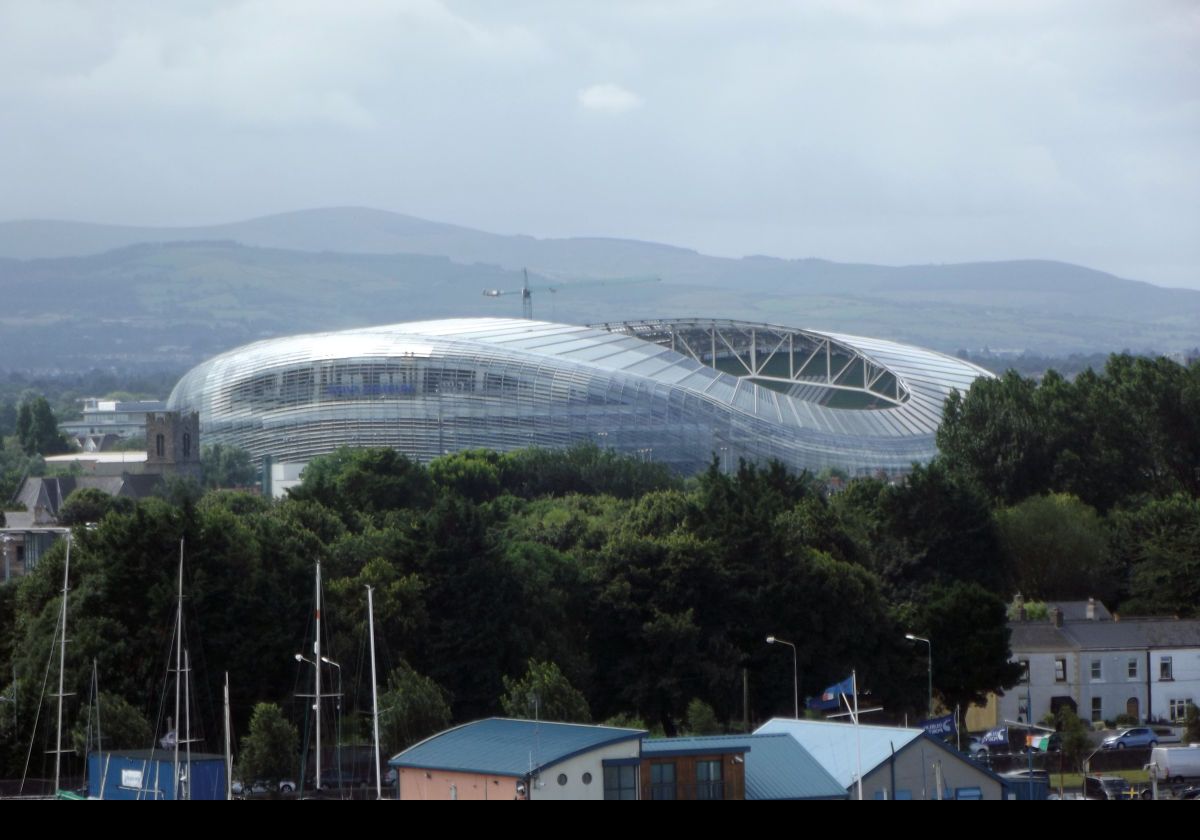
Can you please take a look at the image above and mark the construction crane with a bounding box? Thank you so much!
[482,268,661,320]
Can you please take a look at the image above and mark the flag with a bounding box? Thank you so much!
[808,675,854,711]
[920,714,957,739]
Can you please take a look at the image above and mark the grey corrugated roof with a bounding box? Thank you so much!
[389,718,644,777]
[1063,619,1200,649]
[1011,617,1200,651]
[1046,600,1113,621]
[641,733,846,799]
[1010,623,1077,652]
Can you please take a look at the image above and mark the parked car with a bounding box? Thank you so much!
[1084,775,1132,800]
[1102,727,1160,750]
[967,736,990,758]
[231,778,296,795]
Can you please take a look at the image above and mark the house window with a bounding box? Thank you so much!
[1160,657,1174,681]
[649,762,676,800]
[1169,699,1193,722]
[603,765,637,800]
[1092,697,1103,723]
[1018,660,1030,684]
[696,760,723,800]
[1091,660,1102,680]
[1055,658,1066,682]
[1128,658,1138,679]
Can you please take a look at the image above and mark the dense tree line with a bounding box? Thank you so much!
[0,444,1019,779]
[938,354,1200,615]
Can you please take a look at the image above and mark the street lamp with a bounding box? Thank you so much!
[905,634,932,720]
[766,636,799,719]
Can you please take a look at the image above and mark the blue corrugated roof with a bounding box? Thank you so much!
[642,734,846,800]
[755,718,924,789]
[390,718,645,777]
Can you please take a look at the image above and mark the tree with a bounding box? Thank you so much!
[71,691,153,755]
[237,703,298,791]
[995,494,1116,602]
[58,487,133,526]
[684,699,722,735]
[377,662,452,754]
[1109,494,1200,617]
[289,447,432,521]
[1184,703,1200,745]
[501,659,591,723]
[16,397,67,456]
[917,582,1024,713]
[201,443,258,489]
[1052,706,1092,772]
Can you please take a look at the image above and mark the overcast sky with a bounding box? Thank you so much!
[2,0,1196,287]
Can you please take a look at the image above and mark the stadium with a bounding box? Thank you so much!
[167,317,991,485]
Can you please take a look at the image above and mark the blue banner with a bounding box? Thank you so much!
[920,714,957,738]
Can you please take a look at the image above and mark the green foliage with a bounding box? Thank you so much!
[498,443,680,500]
[58,487,134,526]
[0,436,1128,760]
[201,443,258,489]
[1184,703,1199,745]
[237,703,298,789]
[72,691,153,755]
[1054,706,1092,772]
[916,582,1024,712]
[1008,599,1049,621]
[16,396,68,456]
[428,449,502,503]
[995,494,1116,601]
[684,699,722,735]
[501,659,591,723]
[1109,494,1200,617]
[377,662,452,755]
[290,447,432,521]
[938,357,1200,511]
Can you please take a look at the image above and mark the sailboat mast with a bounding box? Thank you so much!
[224,673,232,801]
[367,586,382,800]
[54,532,71,793]
[314,560,322,793]
[184,648,193,800]
[174,538,183,800]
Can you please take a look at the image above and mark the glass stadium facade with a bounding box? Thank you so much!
[167,317,992,476]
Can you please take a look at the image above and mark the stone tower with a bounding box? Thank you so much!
[144,411,202,478]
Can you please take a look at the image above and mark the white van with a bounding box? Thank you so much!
[1149,745,1200,785]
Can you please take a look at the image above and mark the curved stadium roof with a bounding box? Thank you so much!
[168,317,991,476]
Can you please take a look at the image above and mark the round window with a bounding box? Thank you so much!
[582,772,593,785]
[557,773,568,786]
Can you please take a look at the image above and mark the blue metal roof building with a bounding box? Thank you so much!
[389,718,645,800]
[756,718,1009,800]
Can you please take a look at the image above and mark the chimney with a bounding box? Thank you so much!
[1087,597,1096,621]
[1051,606,1063,628]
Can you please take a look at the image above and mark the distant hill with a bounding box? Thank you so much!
[0,208,1196,372]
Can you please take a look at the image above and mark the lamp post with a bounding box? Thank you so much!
[906,634,932,720]
[766,636,799,719]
